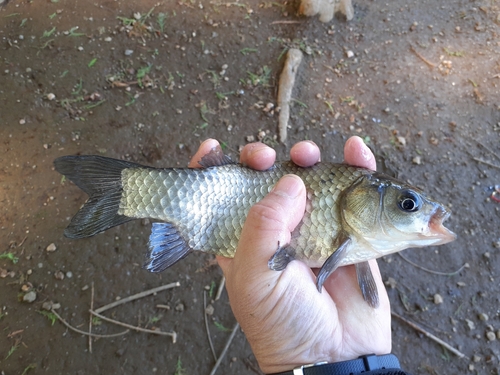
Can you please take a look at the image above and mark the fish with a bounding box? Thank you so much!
[54,146,456,307]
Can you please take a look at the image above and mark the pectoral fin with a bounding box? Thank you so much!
[268,242,296,271]
[316,236,351,292]
[355,262,379,308]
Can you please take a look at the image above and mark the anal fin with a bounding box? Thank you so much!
[316,235,351,292]
[144,222,191,272]
[355,262,379,308]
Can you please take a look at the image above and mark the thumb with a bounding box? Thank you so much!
[220,175,306,278]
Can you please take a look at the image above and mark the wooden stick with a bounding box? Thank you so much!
[398,253,466,276]
[410,45,437,68]
[89,281,94,353]
[477,141,500,161]
[50,309,129,338]
[90,310,177,343]
[472,157,500,170]
[209,323,240,375]
[215,276,226,301]
[204,291,218,361]
[94,282,180,314]
[277,48,303,143]
[392,312,465,358]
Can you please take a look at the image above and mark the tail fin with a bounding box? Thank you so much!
[54,155,144,239]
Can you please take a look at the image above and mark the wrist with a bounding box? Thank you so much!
[267,354,402,375]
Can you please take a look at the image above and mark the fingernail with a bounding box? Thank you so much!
[272,175,303,199]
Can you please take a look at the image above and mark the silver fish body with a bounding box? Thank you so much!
[54,147,456,307]
[119,162,368,263]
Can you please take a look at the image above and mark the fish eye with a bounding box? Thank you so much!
[398,191,421,212]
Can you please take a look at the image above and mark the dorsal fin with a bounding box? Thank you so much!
[198,146,233,168]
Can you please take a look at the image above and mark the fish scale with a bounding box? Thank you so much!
[118,162,368,262]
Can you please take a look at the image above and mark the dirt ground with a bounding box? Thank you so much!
[0,0,499,374]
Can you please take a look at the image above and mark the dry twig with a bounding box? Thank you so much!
[89,281,94,353]
[204,291,217,361]
[410,45,437,68]
[398,253,467,276]
[392,312,465,358]
[209,323,240,375]
[94,281,180,314]
[215,276,226,301]
[472,157,500,170]
[50,309,129,338]
[90,310,177,343]
[277,48,303,143]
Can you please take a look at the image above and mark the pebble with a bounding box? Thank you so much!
[465,319,475,330]
[346,50,354,58]
[104,36,112,42]
[46,243,57,252]
[472,355,481,362]
[433,293,443,304]
[412,156,422,165]
[497,330,500,339]
[124,49,134,56]
[384,277,397,289]
[23,291,37,303]
[486,331,496,341]
[478,313,489,321]
[205,304,214,316]
[397,136,406,146]
[46,93,56,101]
[175,302,185,312]
[54,271,65,280]
[66,271,73,278]
[19,118,26,125]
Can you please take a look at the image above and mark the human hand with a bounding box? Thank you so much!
[190,137,391,374]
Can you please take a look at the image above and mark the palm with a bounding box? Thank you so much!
[190,137,392,374]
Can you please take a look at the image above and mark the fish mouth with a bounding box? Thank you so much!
[427,205,457,245]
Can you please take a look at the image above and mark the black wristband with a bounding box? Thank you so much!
[269,354,402,375]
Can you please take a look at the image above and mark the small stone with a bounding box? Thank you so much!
[21,284,31,292]
[46,243,57,252]
[133,12,141,20]
[433,293,443,304]
[246,135,255,142]
[472,354,481,362]
[412,156,421,165]
[478,313,489,321]
[384,277,397,289]
[77,46,84,51]
[205,304,214,316]
[397,136,406,146]
[465,319,475,330]
[66,271,73,278]
[175,303,185,312]
[483,252,490,259]
[497,330,500,339]
[54,270,65,280]
[19,118,26,125]
[23,291,37,303]
[346,50,354,58]
[42,301,60,310]
[104,36,112,42]
[46,93,56,101]
[124,49,134,56]
[486,331,496,341]
[384,107,391,113]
